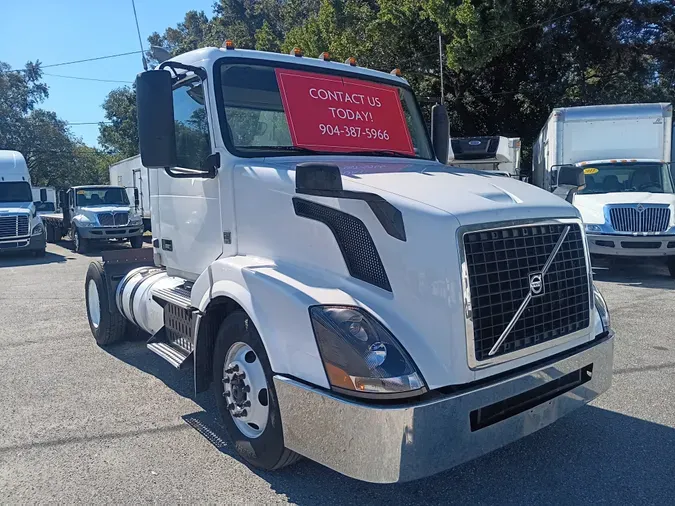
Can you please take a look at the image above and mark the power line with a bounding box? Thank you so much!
[42,72,133,84]
[40,50,144,69]
[68,121,113,125]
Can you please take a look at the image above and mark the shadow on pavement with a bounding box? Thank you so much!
[592,256,675,289]
[0,250,68,267]
[105,340,675,505]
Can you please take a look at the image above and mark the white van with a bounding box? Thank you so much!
[0,151,46,256]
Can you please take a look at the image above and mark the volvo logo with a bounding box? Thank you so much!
[636,203,645,213]
[529,273,544,296]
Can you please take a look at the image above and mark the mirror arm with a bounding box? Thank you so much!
[159,61,207,81]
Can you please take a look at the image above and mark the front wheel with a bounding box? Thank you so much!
[212,311,300,470]
[73,227,88,253]
[129,235,144,248]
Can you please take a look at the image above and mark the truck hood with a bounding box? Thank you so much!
[272,158,579,225]
[574,192,675,224]
[0,202,32,215]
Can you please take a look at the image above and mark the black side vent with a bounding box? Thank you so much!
[293,198,392,292]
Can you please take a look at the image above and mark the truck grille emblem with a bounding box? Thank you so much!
[529,273,544,295]
[636,203,645,213]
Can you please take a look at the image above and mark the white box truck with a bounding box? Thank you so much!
[83,45,614,483]
[109,155,151,231]
[448,136,521,177]
[0,150,46,256]
[533,103,675,274]
[32,186,57,214]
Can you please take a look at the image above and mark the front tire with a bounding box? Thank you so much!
[85,261,127,346]
[46,224,56,243]
[73,227,88,253]
[212,311,300,470]
[129,235,144,248]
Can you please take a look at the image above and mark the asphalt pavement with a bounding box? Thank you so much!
[0,243,674,504]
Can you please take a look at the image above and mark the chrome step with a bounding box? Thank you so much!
[152,285,193,310]
[147,328,192,369]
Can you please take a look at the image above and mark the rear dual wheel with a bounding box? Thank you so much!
[212,311,300,470]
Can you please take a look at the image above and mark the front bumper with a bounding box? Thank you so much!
[275,332,614,483]
[79,226,143,239]
[587,233,675,256]
[0,232,45,252]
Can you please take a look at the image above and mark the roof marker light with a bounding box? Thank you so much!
[224,40,235,50]
[345,57,357,66]
[390,68,401,77]
[319,52,331,61]
[290,47,304,57]
[610,159,618,163]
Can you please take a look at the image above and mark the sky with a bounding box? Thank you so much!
[3,0,216,147]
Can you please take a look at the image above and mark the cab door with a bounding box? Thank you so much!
[155,74,222,279]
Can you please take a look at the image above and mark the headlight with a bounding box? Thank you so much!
[310,306,426,398]
[76,217,95,227]
[130,214,143,224]
[32,223,44,236]
[593,284,611,331]
[585,224,602,233]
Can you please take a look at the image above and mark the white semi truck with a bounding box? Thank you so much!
[83,45,614,483]
[448,136,521,177]
[533,103,675,274]
[0,150,46,257]
[32,186,57,214]
[109,155,152,231]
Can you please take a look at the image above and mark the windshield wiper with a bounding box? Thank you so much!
[340,149,418,160]
[242,145,324,154]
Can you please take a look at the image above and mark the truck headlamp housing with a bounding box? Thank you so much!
[309,306,426,398]
[585,224,602,233]
[593,284,611,331]
[31,223,44,236]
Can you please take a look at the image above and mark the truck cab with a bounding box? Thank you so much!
[83,45,614,483]
[0,150,46,257]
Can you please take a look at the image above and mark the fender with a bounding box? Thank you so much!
[191,256,337,393]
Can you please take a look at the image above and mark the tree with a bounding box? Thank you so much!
[98,87,139,158]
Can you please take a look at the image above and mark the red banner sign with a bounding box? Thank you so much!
[275,69,415,155]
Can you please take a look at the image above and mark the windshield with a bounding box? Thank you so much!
[76,187,129,207]
[577,162,674,195]
[217,62,434,161]
[34,201,55,212]
[0,182,33,203]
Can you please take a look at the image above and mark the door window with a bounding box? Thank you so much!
[173,76,211,170]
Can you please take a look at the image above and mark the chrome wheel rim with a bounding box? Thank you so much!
[222,342,269,438]
[87,279,100,328]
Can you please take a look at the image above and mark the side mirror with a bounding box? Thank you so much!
[553,165,586,203]
[40,188,47,202]
[136,70,177,169]
[431,103,450,164]
[133,188,140,209]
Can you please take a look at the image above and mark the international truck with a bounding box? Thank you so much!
[42,185,144,253]
[109,155,152,231]
[83,44,614,483]
[532,103,675,275]
[0,150,46,257]
[448,136,522,178]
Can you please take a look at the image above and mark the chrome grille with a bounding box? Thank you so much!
[97,213,113,226]
[0,215,29,238]
[463,223,590,363]
[113,212,129,226]
[608,205,670,233]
